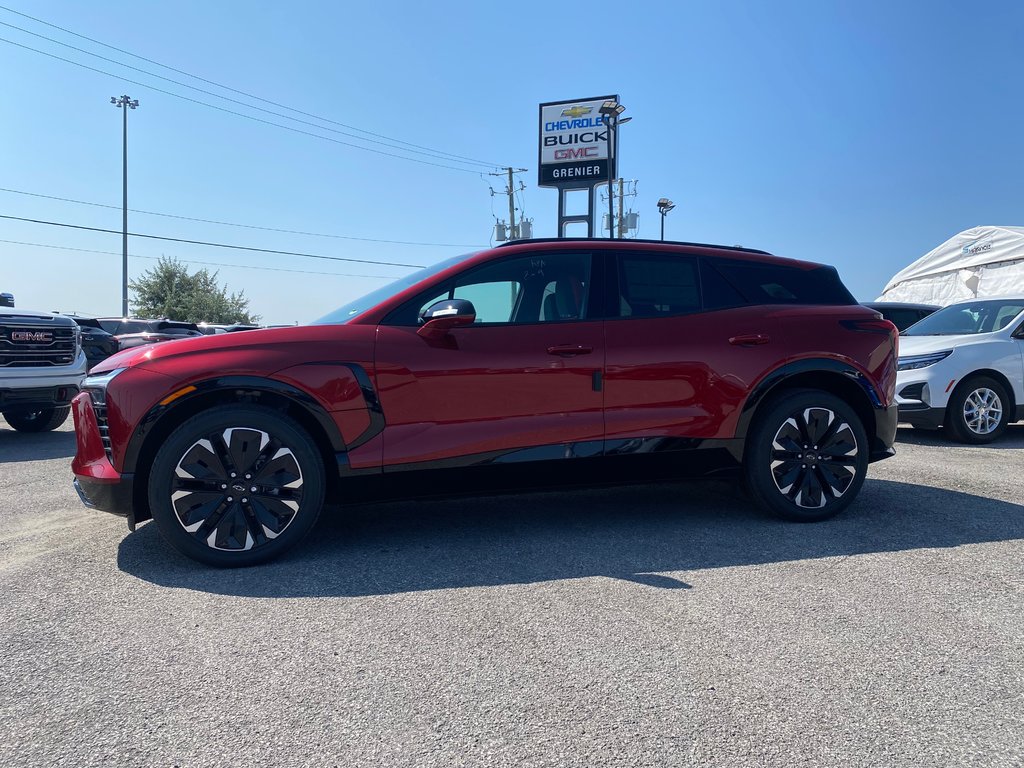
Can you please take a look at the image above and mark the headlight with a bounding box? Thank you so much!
[82,367,127,401]
[897,350,952,371]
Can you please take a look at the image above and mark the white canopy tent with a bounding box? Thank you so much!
[877,225,1024,305]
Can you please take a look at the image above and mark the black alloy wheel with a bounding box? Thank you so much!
[148,405,325,566]
[3,406,71,432]
[745,389,869,522]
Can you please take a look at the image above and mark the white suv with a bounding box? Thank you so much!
[896,297,1024,443]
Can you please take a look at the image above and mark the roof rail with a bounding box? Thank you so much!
[494,237,772,256]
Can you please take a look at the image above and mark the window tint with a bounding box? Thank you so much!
[616,254,699,318]
[699,258,746,310]
[387,252,592,326]
[116,321,150,335]
[880,308,920,332]
[711,259,855,305]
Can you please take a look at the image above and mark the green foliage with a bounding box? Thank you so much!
[130,257,260,324]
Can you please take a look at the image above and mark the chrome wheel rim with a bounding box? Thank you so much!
[170,427,304,551]
[770,407,858,509]
[962,388,1002,435]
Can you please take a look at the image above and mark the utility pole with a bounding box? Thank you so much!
[111,94,139,317]
[617,178,625,238]
[506,167,517,238]
[489,167,528,240]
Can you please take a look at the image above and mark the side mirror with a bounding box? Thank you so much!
[417,299,477,338]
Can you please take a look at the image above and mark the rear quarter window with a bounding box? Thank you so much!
[709,259,855,306]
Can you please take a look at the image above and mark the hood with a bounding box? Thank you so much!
[90,323,374,375]
[897,333,995,357]
[0,307,77,325]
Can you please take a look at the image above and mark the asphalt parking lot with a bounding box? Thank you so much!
[1,419,1022,767]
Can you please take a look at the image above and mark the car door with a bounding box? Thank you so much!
[603,251,780,445]
[374,250,605,469]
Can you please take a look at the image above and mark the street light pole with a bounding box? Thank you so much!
[599,100,630,239]
[657,198,676,241]
[111,95,139,317]
[605,123,614,239]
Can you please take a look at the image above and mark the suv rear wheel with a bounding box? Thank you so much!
[3,406,71,432]
[148,405,326,567]
[745,389,869,522]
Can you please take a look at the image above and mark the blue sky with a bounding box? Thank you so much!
[1,1,1022,323]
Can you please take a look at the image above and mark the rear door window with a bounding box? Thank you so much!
[614,253,700,318]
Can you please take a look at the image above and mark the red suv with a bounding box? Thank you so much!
[72,239,898,566]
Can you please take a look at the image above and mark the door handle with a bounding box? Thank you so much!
[728,334,770,346]
[547,344,594,357]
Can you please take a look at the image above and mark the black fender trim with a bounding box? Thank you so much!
[734,358,887,441]
[338,363,385,450]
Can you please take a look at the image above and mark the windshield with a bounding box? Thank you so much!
[903,299,1024,336]
[313,251,478,325]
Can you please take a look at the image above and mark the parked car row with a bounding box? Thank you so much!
[61,317,261,370]
[0,304,264,432]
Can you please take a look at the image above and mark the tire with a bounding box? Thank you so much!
[3,406,71,432]
[744,389,870,522]
[944,375,1010,444]
[148,405,326,567]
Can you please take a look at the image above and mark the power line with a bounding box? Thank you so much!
[0,213,433,268]
[0,5,499,168]
[0,186,486,248]
[0,238,400,279]
[0,35,490,175]
[0,18,498,169]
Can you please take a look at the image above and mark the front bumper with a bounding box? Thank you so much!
[71,391,136,526]
[897,404,946,430]
[0,384,80,413]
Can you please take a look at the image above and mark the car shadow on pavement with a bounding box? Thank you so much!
[117,477,1024,598]
[0,426,76,462]
[895,423,1024,449]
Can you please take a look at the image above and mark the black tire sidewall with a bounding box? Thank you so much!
[945,376,1010,444]
[744,389,869,522]
[4,406,70,432]
[148,405,325,567]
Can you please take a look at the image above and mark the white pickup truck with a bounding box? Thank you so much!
[1,306,88,431]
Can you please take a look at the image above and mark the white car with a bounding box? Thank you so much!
[896,297,1024,443]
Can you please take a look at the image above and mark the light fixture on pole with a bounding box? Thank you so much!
[656,198,676,241]
[111,94,139,318]
[599,100,631,238]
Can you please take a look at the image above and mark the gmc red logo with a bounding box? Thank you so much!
[554,146,599,160]
[11,331,52,342]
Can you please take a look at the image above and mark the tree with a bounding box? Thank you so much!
[130,257,260,324]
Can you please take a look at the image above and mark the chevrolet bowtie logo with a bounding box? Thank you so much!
[561,105,593,118]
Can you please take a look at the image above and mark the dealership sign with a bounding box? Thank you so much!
[538,95,617,187]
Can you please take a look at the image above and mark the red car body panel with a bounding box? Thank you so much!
[374,321,605,467]
[604,307,786,440]
[70,393,117,482]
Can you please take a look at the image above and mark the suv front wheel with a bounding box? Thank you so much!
[3,406,71,432]
[745,389,869,522]
[148,405,326,567]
